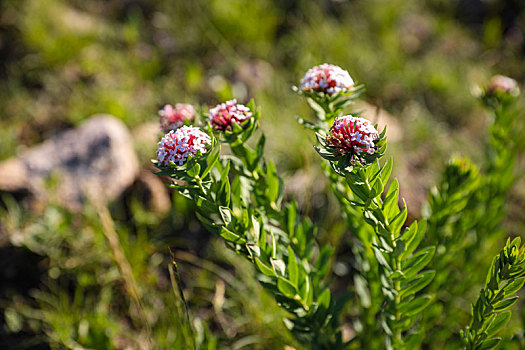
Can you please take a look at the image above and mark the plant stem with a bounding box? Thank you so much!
[195,176,206,194]
[362,165,403,346]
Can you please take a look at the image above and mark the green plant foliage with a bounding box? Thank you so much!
[2,1,525,348]
[461,237,525,349]
[152,67,524,349]
[155,101,351,348]
[414,80,525,348]
[297,86,436,349]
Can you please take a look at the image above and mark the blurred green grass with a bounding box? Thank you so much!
[1,0,525,348]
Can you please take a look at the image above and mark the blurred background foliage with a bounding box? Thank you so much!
[0,0,525,349]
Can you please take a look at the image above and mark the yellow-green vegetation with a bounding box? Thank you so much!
[1,0,525,349]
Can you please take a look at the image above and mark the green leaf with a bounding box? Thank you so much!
[305,275,314,307]
[219,227,246,244]
[250,215,260,242]
[255,258,276,277]
[380,157,393,186]
[218,206,232,226]
[258,223,267,248]
[373,246,393,272]
[187,162,201,178]
[485,256,499,290]
[296,116,322,131]
[348,181,370,202]
[400,270,435,299]
[389,270,405,280]
[218,161,231,207]
[402,247,435,279]
[402,220,427,260]
[256,134,266,159]
[388,199,407,237]
[371,178,384,198]
[486,311,511,336]
[267,161,281,204]
[479,337,501,349]
[392,240,406,259]
[404,333,424,349]
[277,277,297,298]
[493,296,518,311]
[383,179,400,220]
[270,229,277,258]
[201,144,220,179]
[232,120,244,134]
[271,258,286,276]
[288,247,298,287]
[503,277,525,295]
[398,295,432,316]
[510,236,521,249]
[247,99,256,111]
[354,274,371,308]
[318,288,331,310]
[230,176,242,208]
[246,243,261,258]
[486,256,499,289]
[195,196,219,215]
[195,212,220,234]
[307,97,326,120]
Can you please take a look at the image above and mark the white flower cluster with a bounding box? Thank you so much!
[208,99,252,131]
[156,126,211,166]
[300,64,354,95]
[328,115,379,155]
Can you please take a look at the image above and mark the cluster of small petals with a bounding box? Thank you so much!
[488,75,520,96]
[156,126,211,166]
[208,99,252,131]
[326,116,379,156]
[300,64,354,95]
[159,104,196,132]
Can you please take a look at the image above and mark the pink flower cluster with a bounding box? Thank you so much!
[488,75,519,95]
[300,64,354,95]
[159,104,196,132]
[326,116,379,156]
[156,126,211,166]
[208,99,252,131]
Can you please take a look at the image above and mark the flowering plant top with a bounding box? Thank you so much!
[299,64,354,95]
[487,75,519,96]
[327,116,379,156]
[480,75,521,108]
[156,126,211,166]
[315,115,385,172]
[159,104,196,132]
[208,99,252,131]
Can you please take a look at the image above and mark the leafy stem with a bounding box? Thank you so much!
[156,109,350,349]
[303,88,435,349]
[461,237,525,349]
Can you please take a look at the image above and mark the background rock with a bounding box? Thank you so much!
[0,115,139,211]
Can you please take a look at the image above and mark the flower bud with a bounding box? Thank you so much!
[159,104,196,132]
[444,157,479,190]
[326,115,379,156]
[300,64,354,95]
[208,99,252,131]
[156,126,211,166]
[487,75,519,96]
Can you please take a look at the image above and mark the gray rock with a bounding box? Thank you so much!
[0,115,139,211]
